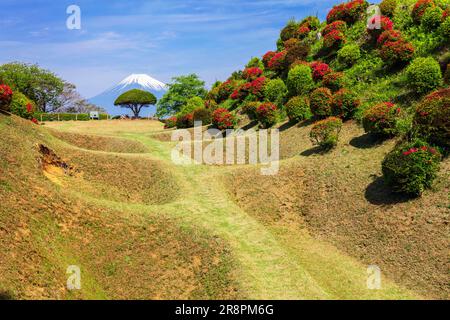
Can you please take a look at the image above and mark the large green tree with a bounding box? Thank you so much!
[156,74,207,117]
[0,62,65,112]
[114,89,157,118]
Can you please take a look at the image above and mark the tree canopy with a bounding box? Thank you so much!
[0,62,65,113]
[114,89,157,118]
[156,74,207,117]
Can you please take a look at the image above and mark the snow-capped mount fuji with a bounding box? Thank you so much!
[89,74,168,117]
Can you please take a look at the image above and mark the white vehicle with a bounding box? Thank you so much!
[89,111,100,120]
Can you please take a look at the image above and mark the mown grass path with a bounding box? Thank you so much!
[47,121,420,300]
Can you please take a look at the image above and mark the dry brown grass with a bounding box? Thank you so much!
[49,130,149,153]
[0,115,241,299]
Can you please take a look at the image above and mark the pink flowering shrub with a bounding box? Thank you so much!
[310,117,343,149]
[322,20,347,36]
[412,0,436,23]
[327,0,369,24]
[212,108,237,130]
[262,51,277,68]
[413,88,450,149]
[323,30,346,50]
[268,51,287,73]
[310,62,332,81]
[255,102,278,128]
[362,102,401,136]
[0,84,13,111]
[164,116,177,129]
[382,140,441,196]
[377,29,402,46]
[379,39,415,66]
[243,67,263,80]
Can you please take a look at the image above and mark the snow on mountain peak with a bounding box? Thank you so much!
[114,74,168,92]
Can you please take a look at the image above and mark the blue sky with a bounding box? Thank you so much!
[0,0,344,98]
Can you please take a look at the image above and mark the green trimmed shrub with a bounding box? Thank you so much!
[405,57,443,95]
[264,78,288,107]
[413,88,450,149]
[9,91,35,119]
[322,72,344,92]
[362,102,401,136]
[380,0,398,17]
[310,87,333,118]
[439,17,450,40]
[255,102,278,128]
[287,64,315,96]
[310,117,343,149]
[280,21,300,41]
[382,140,441,196]
[331,89,360,119]
[421,6,443,30]
[337,44,361,67]
[193,107,212,125]
[285,96,312,122]
[241,101,259,120]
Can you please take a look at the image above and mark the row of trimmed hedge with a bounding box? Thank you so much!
[36,113,110,121]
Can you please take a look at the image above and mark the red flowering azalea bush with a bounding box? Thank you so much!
[323,30,346,50]
[268,51,288,73]
[285,96,312,122]
[255,102,278,128]
[331,88,360,119]
[322,20,347,36]
[176,113,194,129]
[379,39,415,66]
[263,51,277,68]
[310,117,343,149]
[327,0,368,24]
[243,67,263,81]
[310,87,333,118]
[298,23,311,39]
[217,80,238,102]
[164,116,177,129]
[31,118,39,125]
[231,77,266,101]
[0,84,13,111]
[412,0,436,24]
[367,16,394,39]
[377,29,402,47]
[310,62,332,81]
[284,39,310,65]
[382,140,441,196]
[362,102,401,136]
[443,7,449,20]
[322,72,344,92]
[413,88,450,149]
[212,108,237,130]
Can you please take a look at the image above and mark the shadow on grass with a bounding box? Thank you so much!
[0,290,14,300]
[241,120,258,131]
[350,133,388,149]
[278,121,297,132]
[365,177,414,205]
[300,146,328,156]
